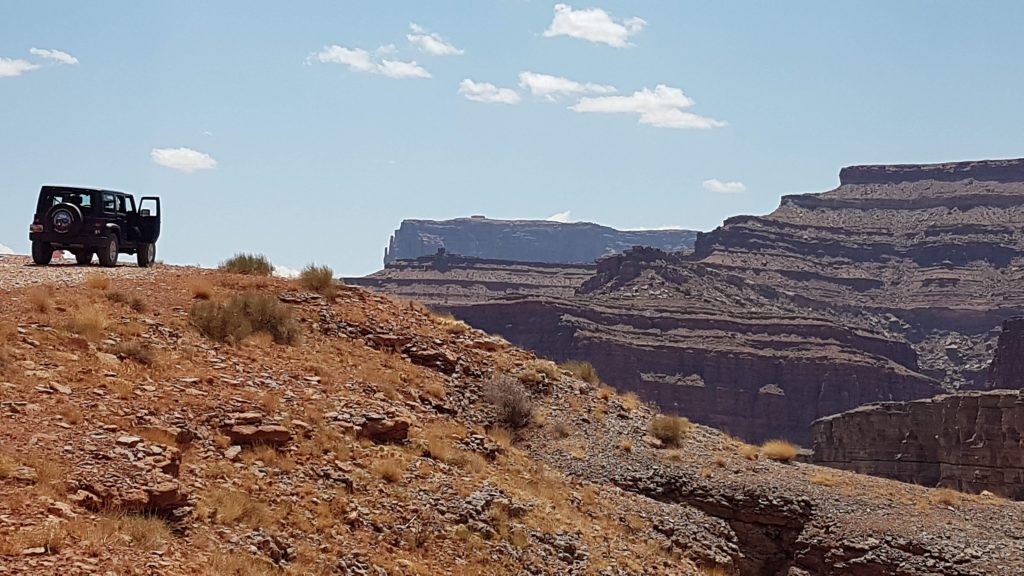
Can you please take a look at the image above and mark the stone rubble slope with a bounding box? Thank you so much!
[0,255,1022,576]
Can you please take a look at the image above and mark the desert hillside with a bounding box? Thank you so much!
[2,256,1023,576]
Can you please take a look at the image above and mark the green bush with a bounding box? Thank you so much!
[219,253,273,276]
[190,292,300,345]
[299,264,336,295]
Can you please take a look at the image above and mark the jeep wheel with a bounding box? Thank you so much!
[97,236,118,267]
[32,241,53,266]
[75,250,93,265]
[137,243,156,268]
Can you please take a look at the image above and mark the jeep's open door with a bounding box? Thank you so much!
[138,197,161,243]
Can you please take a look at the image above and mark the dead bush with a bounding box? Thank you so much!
[189,279,215,300]
[648,415,693,447]
[219,253,273,276]
[112,341,154,366]
[70,306,109,341]
[85,273,111,290]
[28,286,52,313]
[761,439,799,463]
[298,264,336,295]
[560,360,600,385]
[190,292,300,345]
[484,378,534,429]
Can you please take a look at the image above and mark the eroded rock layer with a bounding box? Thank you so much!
[811,390,1024,499]
[384,217,697,265]
[356,158,1024,444]
[989,316,1024,389]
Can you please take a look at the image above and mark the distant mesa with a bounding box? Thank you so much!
[383,217,698,265]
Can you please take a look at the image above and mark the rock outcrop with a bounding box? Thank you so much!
[811,390,1024,499]
[384,217,697,265]
[357,157,1024,444]
[989,316,1024,389]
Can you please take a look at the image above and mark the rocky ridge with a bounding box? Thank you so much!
[3,257,1024,574]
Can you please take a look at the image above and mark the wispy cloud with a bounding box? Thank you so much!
[29,48,79,65]
[518,71,615,101]
[311,44,431,79]
[273,264,300,279]
[458,79,521,104]
[546,210,572,223]
[544,4,646,48]
[0,58,39,77]
[703,179,746,194]
[151,147,217,173]
[0,243,15,255]
[570,85,725,129]
[407,23,463,56]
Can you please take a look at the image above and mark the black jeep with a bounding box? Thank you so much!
[29,186,161,267]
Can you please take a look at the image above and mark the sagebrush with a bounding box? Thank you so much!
[220,253,273,276]
[190,292,300,345]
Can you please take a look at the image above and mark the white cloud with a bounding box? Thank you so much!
[377,59,431,79]
[0,243,15,255]
[0,57,39,77]
[543,4,646,48]
[570,84,725,129]
[407,24,464,56]
[458,79,521,104]
[546,210,572,223]
[703,179,747,194]
[29,48,79,65]
[312,44,430,79]
[518,71,615,101]
[273,264,300,279]
[150,147,217,173]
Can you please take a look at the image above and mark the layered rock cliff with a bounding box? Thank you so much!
[989,317,1024,389]
[356,157,1024,444]
[811,390,1024,499]
[384,217,697,265]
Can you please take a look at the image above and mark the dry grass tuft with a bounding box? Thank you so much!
[560,360,600,385]
[810,471,840,486]
[190,292,300,345]
[597,384,615,401]
[70,305,109,341]
[648,415,693,447]
[489,426,513,449]
[619,438,634,452]
[199,490,271,526]
[220,253,273,276]
[112,340,154,365]
[299,264,336,296]
[761,439,799,463]
[0,522,68,556]
[931,487,962,507]
[436,313,471,335]
[84,273,111,290]
[207,552,279,576]
[621,392,642,411]
[28,286,53,313]
[484,378,534,430]
[740,443,760,461]
[374,458,405,483]
[189,278,215,300]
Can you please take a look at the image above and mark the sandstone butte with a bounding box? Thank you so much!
[351,158,1024,451]
[2,256,1024,575]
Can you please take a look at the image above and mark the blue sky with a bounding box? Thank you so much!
[2,1,1023,275]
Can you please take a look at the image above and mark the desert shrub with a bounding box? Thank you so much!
[219,253,273,276]
[105,290,128,304]
[374,459,404,483]
[71,306,109,341]
[129,296,147,313]
[189,279,214,300]
[561,360,599,385]
[298,264,336,295]
[761,439,799,463]
[931,487,962,506]
[740,443,760,460]
[112,341,154,366]
[484,378,534,429]
[648,415,693,447]
[190,292,300,345]
[28,287,52,313]
[84,273,110,290]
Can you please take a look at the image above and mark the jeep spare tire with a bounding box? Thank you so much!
[44,203,83,237]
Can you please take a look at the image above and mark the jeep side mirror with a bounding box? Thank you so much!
[140,209,151,217]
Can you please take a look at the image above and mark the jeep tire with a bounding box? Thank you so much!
[32,241,53,266]
[137,243,155,268]
[98,236,118,267]
[75,250,93,265]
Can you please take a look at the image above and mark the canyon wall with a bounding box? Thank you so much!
[384,217,697,265]
[989,316,1024,389]
[356,158,1024,444]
